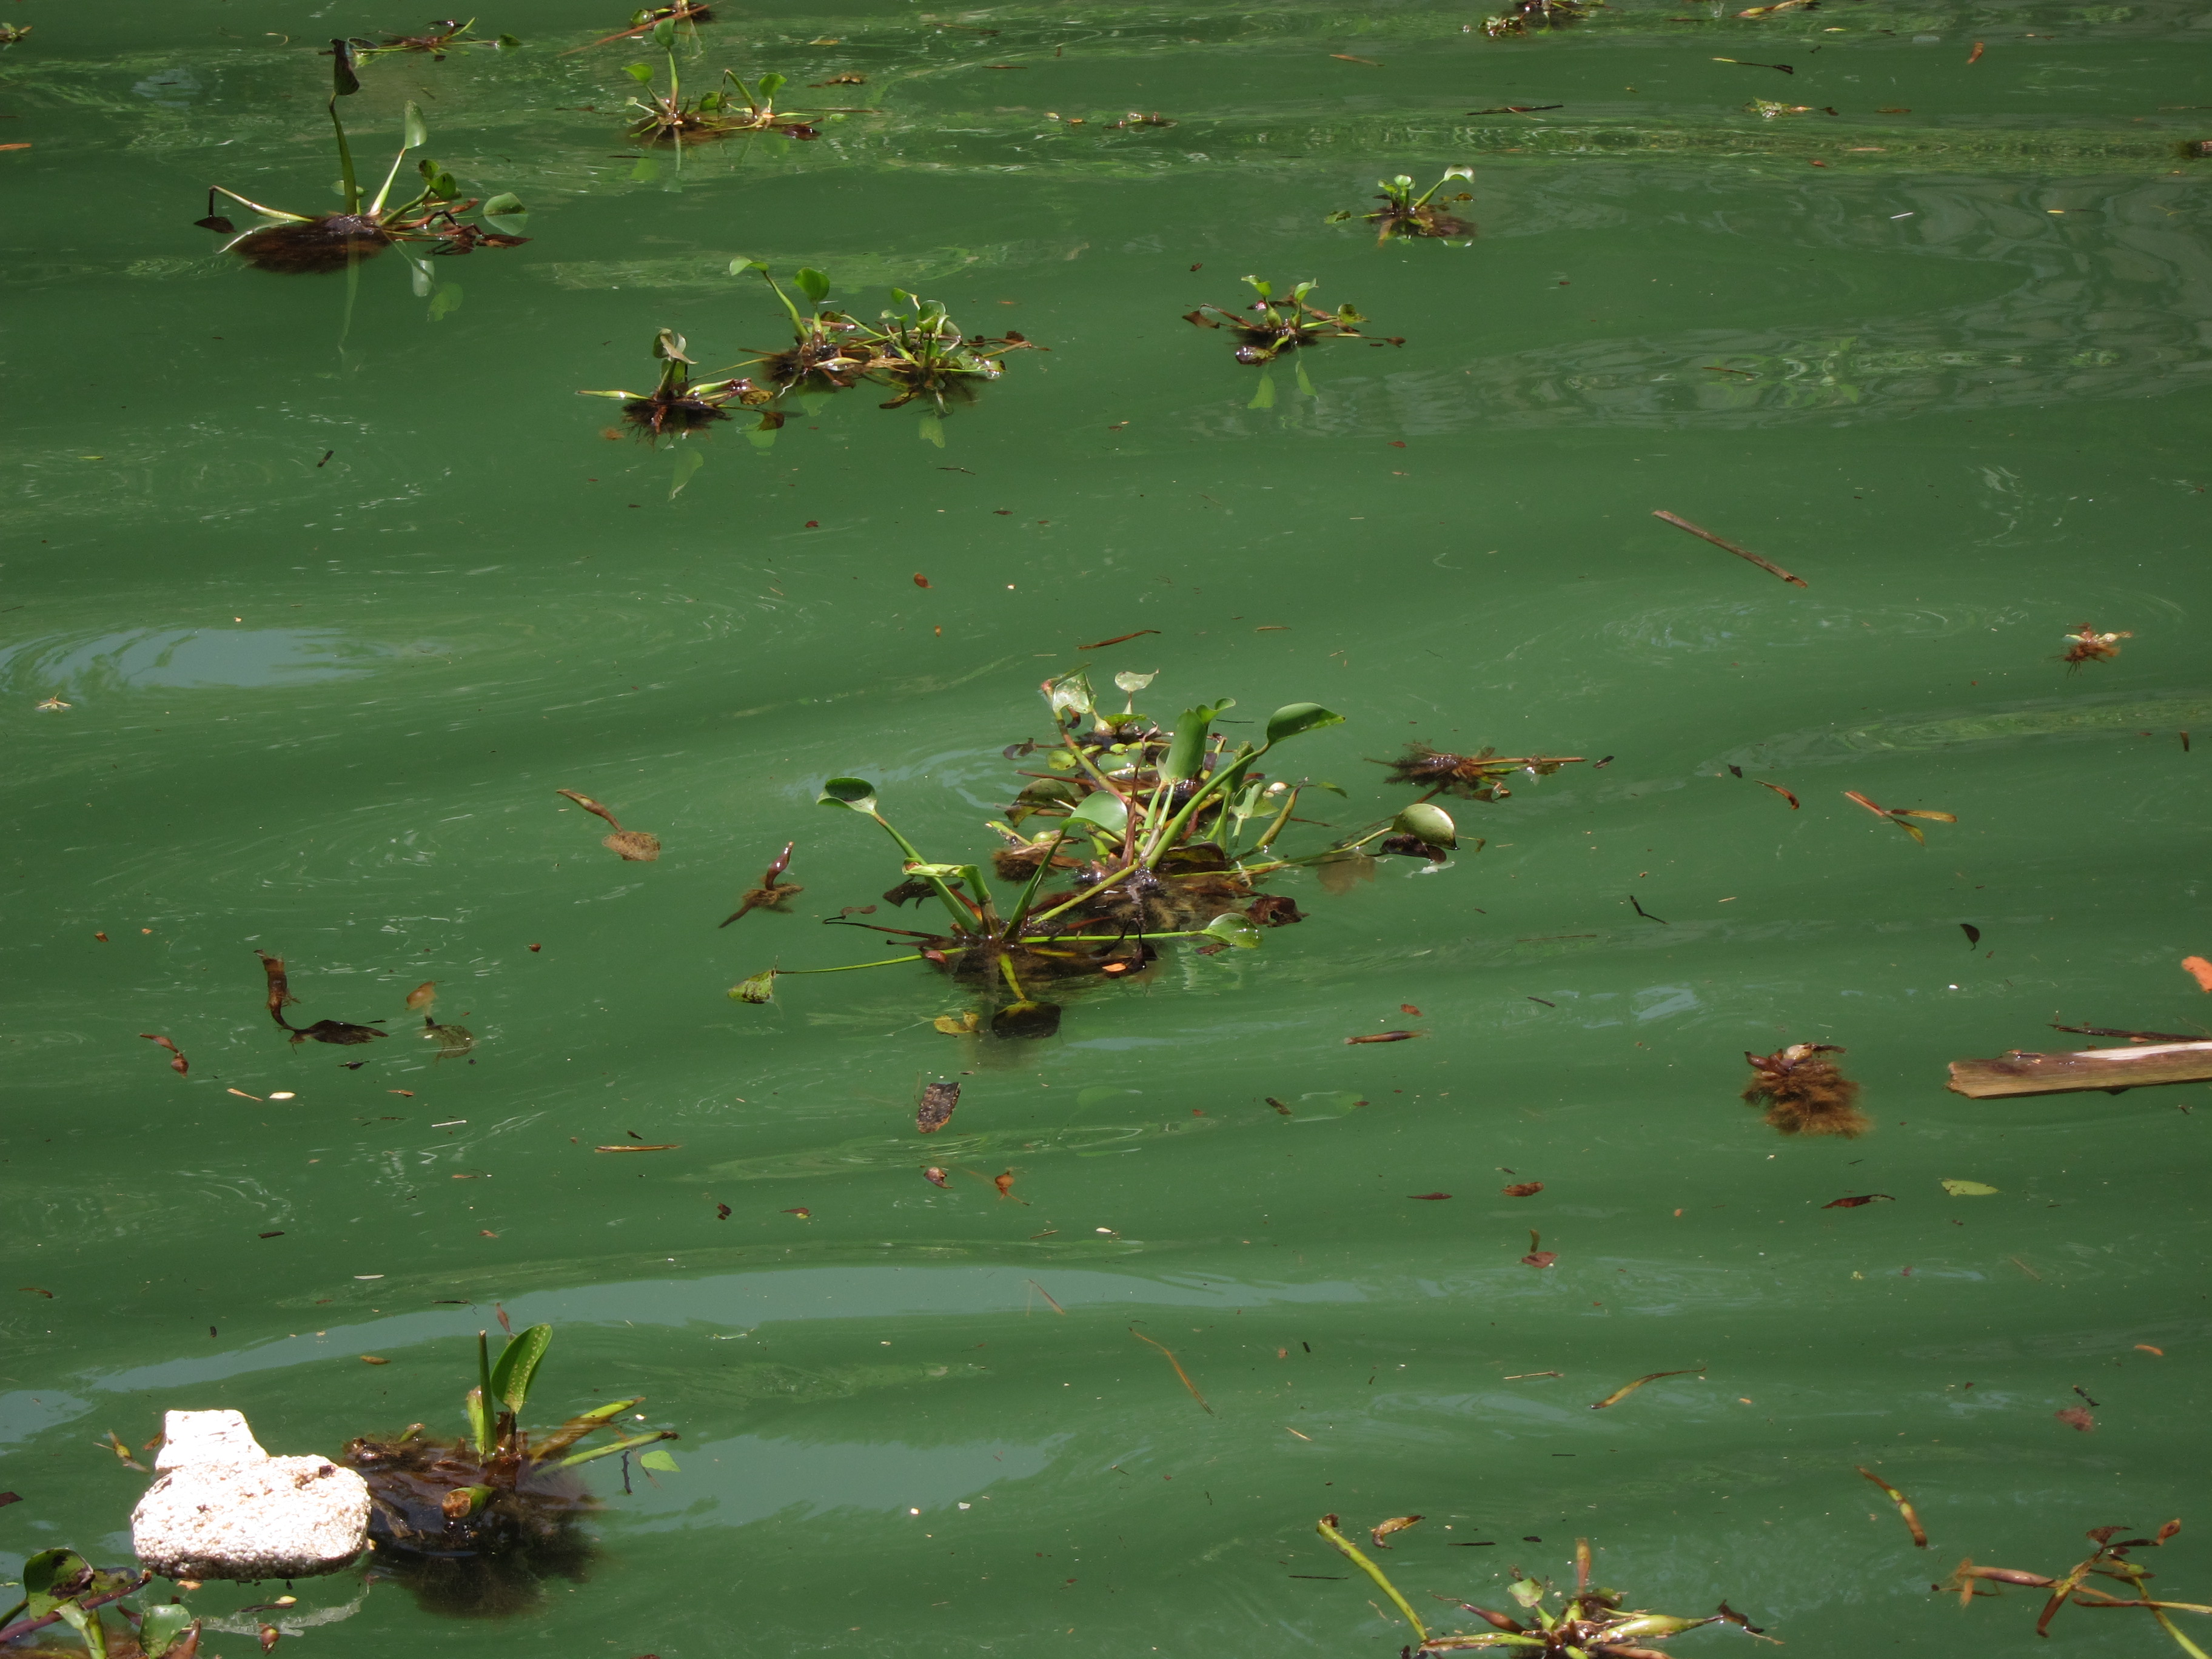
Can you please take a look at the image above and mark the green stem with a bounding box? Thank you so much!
[1022,861,1141,929]
[368,144,409,216]
[780,954,925,974]
[1144,741,1268,863]
[329,95,361,213]
[865,810,983,933]
[1316,1516,1429,1643]
[472,1330,495,1455]
[1252,785,1301,852]
[1005,828,1071,931]
[554,1429,674,1470]
[997,952,1028,1002]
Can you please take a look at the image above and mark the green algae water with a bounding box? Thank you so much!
[7,0,2212,1652]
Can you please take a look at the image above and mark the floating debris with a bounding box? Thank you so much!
[2060,626,2131,669]
[139,1033,189,1074]
[916,1081,960,1133]
[1843,789,1956,845]
[1856,1466,1929,1547]
[555,787,662,859]
[1376,743,1582,803]
[1651,509,1808,585]
[1590,1367,1705,1410]
[720,841,803,925]
[1945,1039,2212,1098]
[1744,1043,1867,1137]
[256,953,388,1047]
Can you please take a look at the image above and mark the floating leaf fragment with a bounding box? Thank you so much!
[917,1081,960,1133]
[1370,1515,1423,1548]
[729,968,778,1004]
[1347,1031,1418,1045]
[923,1166,948,1187]
[595,1143,682,1151]
[2054,1405,2095,1432]
[1521,1230,1557,1269]
[2184,956,2212,991]
[1941,1179,1999,1196]
[1409,1192,1452,1201]
[405,981,437,1011]
[140,1033,189,1074]
[1755,779,1800,809]
[1130,1326,1213,1413]
[1590,1366,1704,1409]
[1823,1193,1894,1208]
[1855,1465,1929,1547]
[1501,1181,1544,1198]
[1961,923,1981,948]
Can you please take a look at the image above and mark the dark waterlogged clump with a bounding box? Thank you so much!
[1329,169,1477,243]
[1484,0,1590,35]
[1184,276,1372,364]
[575,329,773,441]
[0,1547,203,1659]
[342,1326,677,1618]
[1317,1521,1769,1656]
[729,671,1495,1038]
[256,950,388,1046]
[196,43,528,273]
[1743,1042,1868,1137]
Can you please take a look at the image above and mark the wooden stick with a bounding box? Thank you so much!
[1652,510,1809,587]
[1947,1040,2212,1098]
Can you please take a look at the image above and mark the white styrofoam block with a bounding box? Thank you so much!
[154,1409,269,1471]
[133,1455,371,1581]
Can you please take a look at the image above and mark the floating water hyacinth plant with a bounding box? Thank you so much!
[0,1548,199,1659]
[1317,1520,1769,1655]
[576,327,773,440]
[341,1326,675,1616]
[1328,168,1477,243]
[734,261,877,394]
[1946,1518,2212,1656]
[1184,277,1372,364]
[865,289,1039,413]
[619,21,867,143]
[729,673,1490,1039]
[1484,0,1588,35]
[341,18,522,61]
[194,44,526,273]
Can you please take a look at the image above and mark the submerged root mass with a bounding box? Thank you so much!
[1743,1043,1869,1137]
[232,215,392,273]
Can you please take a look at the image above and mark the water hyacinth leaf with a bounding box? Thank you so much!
[402,100,429,149]
[56,1602,107,1659]
[488,1322,552,1413]
[1114,669,1157,695]
[729,968,777,1004]
[651,16,677,47]
[330,38,362,96]
[758,70,788,98]
[1164,700,1234,783]
[1393,802,1457,849]
[481,192,527,233]
[417,158,459,199]
[638,1448,680,1472]
[140,1606,196,1659]
[624,60,656,82]
[1045,672,1094,720]
[1266,702,1344,745]
[794,266,831,304]
[819,776,879,814]
[1068,791,1128,835]
[1204,912,1262,950]
[21,1547,91,1611]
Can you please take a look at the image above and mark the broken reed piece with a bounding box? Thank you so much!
[1947,1039,2212,1098]
[1652,509,1809,587]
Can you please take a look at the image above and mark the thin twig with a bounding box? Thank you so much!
[1130,1326,1214,1414]
[1653,510,1808,586]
